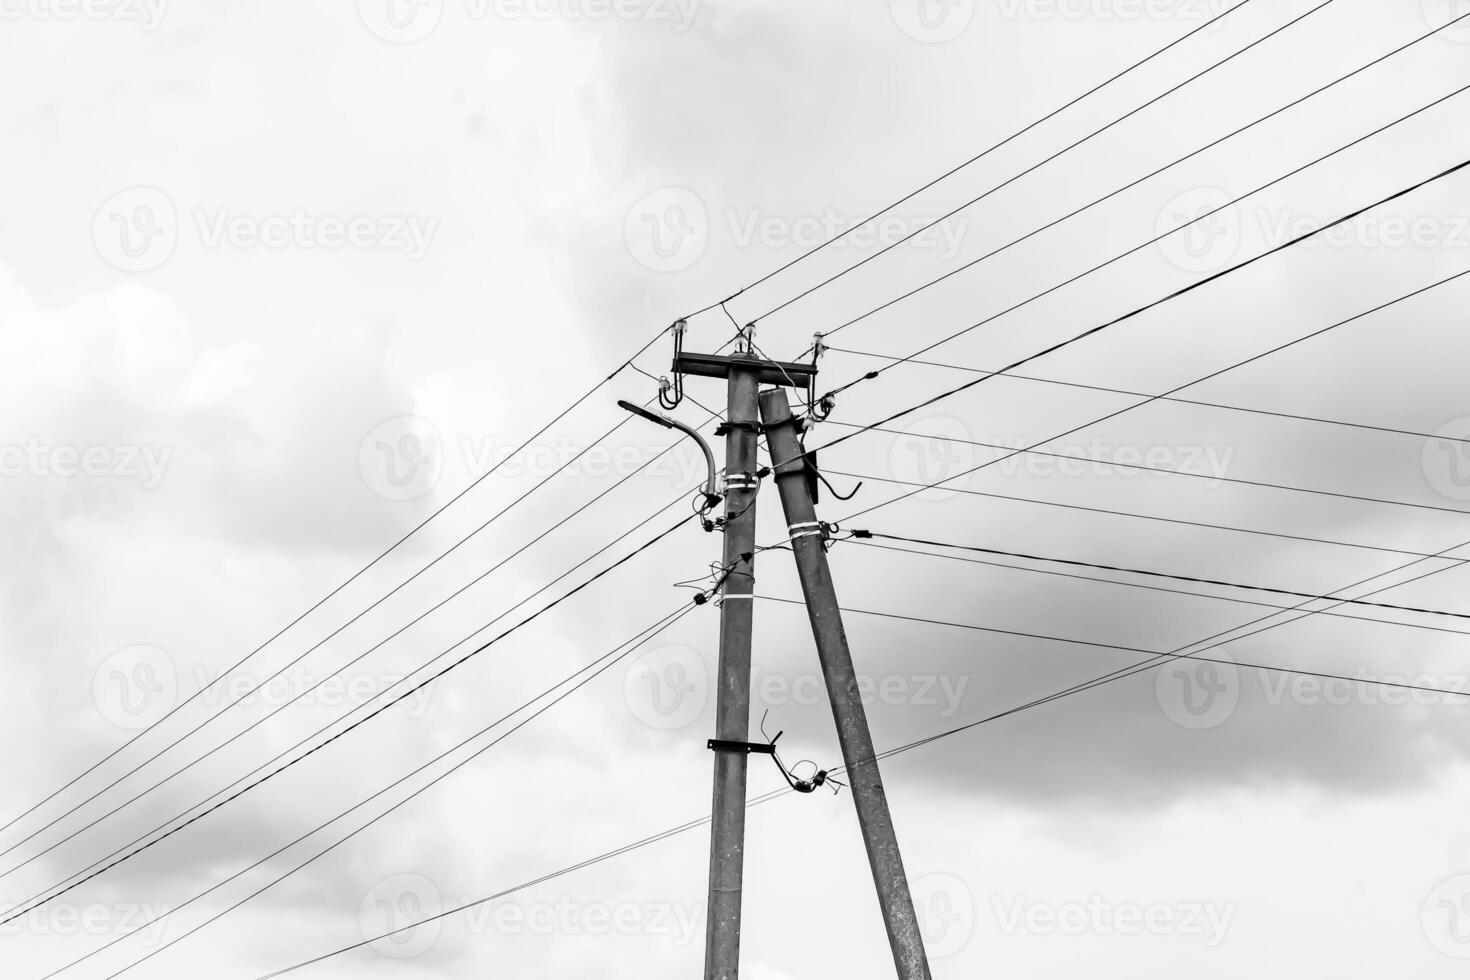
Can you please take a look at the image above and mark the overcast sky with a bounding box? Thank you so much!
[4,0,1470,977]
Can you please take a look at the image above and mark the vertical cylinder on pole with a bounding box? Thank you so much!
[758,389,933,980]
[704,356,762,980]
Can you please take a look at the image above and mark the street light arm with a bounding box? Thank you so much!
[617,400,721,505]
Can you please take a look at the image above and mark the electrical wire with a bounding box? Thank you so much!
[4,474,706,917]
[753,0,1336,322]
[258,533,1470,979]
[846,532,1470,622]
[691,0,1256,316]
[849,538,1470,638]
[824,345,1470,449]
[37,602,699,980]
[824,468,1460,561]
[0,329,669,841]
[810,157,1470,465]
[783,11,1469,335]
[0,512,698,926]
[825,420,1470,517]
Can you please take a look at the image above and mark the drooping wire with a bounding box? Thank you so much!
[844,531,1470,623]
[786,11,1468,340]
[1,513,700,926]
[47,602,700,980]
[0,326,671,839]
[751,0,1335,323]
[694,0,1257,314]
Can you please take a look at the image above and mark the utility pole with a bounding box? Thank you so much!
[759,389,934,980]
[704,348,761,980]
[664,332,816,980]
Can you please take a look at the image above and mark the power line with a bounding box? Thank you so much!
[697,0,1256,312]
[825,420,1470,517]
[1,328,670,841]
[838,262,1470,525]
[754,595,1470,697]
[4,469,707,910]
[824,345,1470,448]
[797,78,1469,378]
[37,602,699,980]
[846,532,1470,622]
[792,12,1469,337]
[0,405,669,873]
[811,157,1470,460]
[825,468,1462,561]
[752,0,1334,322]
[0,512,698,927]
[258,533,1470,979]
[848,539,1470,638]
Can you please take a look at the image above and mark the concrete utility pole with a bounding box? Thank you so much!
[759,389,934,980]
[674,335,817,980]
[704,349,762,980]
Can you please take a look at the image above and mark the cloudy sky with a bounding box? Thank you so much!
[4,0,1470,977]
